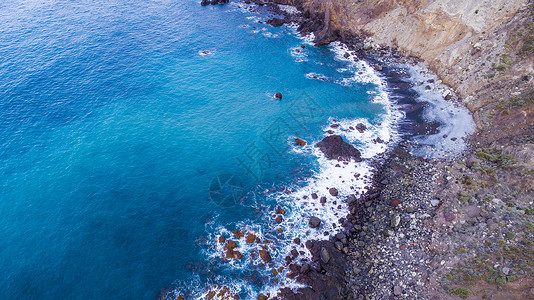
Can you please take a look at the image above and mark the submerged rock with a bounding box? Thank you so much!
[274,92,283,100]
[316,135,362,162]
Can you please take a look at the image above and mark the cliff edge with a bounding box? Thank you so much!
[269,0,534,168]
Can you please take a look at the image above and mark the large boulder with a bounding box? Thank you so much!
[267,18,286,27]
[316,135,362,162]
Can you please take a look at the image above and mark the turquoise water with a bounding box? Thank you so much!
[0,1,389,299]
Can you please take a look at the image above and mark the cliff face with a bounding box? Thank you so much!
[272,0,534,167]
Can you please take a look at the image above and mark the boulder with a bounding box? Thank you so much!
[267,18,285,27]
[295,138,307,146]
[274,92,283,99]
[355,123,367,133]
[259,250,272,263]
[300,263,311,274]
[200,0,211,5]
[316,135,362,162]
[309,216,321,228]
[320,247,330,263]
[329,187,338,196]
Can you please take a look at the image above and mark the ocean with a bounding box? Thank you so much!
[0,1,473,299]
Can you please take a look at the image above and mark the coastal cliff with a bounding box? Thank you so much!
[268,0,534,167]
[258,0,534,299]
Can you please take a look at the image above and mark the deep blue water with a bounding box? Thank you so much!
[0,1,387,299]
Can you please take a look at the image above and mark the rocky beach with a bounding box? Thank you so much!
[238,0,534,299]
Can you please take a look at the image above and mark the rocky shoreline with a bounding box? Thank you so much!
[236,1,534,299]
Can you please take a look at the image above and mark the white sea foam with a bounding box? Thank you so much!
[398,63,475,158]
[278,4,299,15]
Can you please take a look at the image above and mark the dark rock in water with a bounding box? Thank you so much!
[295,138,307,146]
[414,121,441,135]
[274,92,283,99]
[309,216,321,228]
[200,0,211,6]
[210,0,219,4]
[320,196,327,204]
[374,63,383,71]
[320,247,330,263]
[329,187,338,196]
[267,18,285,27]
[316,135,362,162]
[259,250,272,263]
[356,123,367,133]
[311,193,318,199]
[275,215,283,224]
[347,195,357,205]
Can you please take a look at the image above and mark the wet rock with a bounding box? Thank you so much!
[320,196,327,204]
[311,193,318,199]
[316,135,362,162]
[347,195,357,205]
[218,235,226,243]
[274,92,283,99]
[275,215,283,224]
[329,187,339,196]
[259,250,272,264]
[293,237,301,244]
[267,18,285,27]
[224,240,238,251]
[200,0,211,5]
[300,263,311,274]
[276,206,286,215]
[245,232,256,243]
[309,216,322,228]
[335,232,347,245]
[233,230,244,239]
[356,123,367,133]
[320,247,331,263]
[295,138,307,146]
[334,241,343,250]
